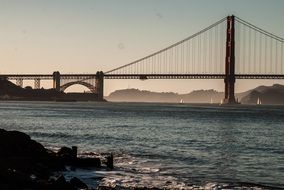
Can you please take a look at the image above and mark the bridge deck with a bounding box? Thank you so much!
[104,74,284,80]
[1,74,284,80]
[0,74,96,80]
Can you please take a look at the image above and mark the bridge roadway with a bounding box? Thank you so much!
[0,74,97,80]
[1,74,284,80]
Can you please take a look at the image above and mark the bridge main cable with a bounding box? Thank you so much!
[235,16,284,42]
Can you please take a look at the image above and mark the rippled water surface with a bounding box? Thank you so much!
[0,101,283,189]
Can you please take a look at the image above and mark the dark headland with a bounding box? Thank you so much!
[0,79,104,102]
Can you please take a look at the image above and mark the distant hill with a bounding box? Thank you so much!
[106,84,284,105]
[106,88,179,103]
[107,88,225,103]
[180,89,223,103]
[240,84,284,104]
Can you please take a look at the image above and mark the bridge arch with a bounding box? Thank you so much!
[60,81,96,93]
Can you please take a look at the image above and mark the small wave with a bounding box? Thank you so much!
[138,167,160,173]
[44,145,61,152]
[29,131,74,139]
[111,125,130,128]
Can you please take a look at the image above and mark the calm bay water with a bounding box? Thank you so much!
[0,101,283,189]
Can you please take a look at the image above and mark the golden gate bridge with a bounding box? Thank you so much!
[1,15,284,104]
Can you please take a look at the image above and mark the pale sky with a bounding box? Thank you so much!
[1,0,284,95]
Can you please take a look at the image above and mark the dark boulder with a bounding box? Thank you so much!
[0,168,36,189]
[0,128,67,189]
[106,153,114,169]
[70,177,88,189]
[50,175,74,190]
[0,129,48,158]
[54,175,66,185]
[57,147,73,157]
[0,129,102,190]
[57,146,101,168]
[57,146,77,163]
[73,157,101,168]
[0,129,65,174]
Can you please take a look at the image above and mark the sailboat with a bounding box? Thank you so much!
[210,98,213,104]
[219,99,223,105]
[180,99,184,104]
[257,98,262,105]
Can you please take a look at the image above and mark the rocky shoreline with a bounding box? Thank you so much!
[0,128,113,190]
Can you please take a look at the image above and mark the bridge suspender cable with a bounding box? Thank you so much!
[105,17,227,74]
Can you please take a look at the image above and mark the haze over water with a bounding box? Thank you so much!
[0,101,283,189]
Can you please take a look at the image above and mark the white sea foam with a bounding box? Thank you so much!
[42,145,272,189]
[97,152,272,190]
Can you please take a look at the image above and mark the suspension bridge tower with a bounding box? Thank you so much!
[223,15,237,104]
[95,71,104,101]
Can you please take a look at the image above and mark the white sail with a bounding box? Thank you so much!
[180,99,184,104]
[210,98,213,104]
[257,98,262,105]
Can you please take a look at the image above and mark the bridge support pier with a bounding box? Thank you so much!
[223,77,236,104]
[223,15,237,104]
[95,71,104,101]
[53,71,61,92]
[34,78,41,89]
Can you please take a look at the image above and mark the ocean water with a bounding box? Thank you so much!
[0,101,283,189]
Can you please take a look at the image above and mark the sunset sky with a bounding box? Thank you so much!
[1,0,284,95]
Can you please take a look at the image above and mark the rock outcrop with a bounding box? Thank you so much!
[0,128,109,190]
